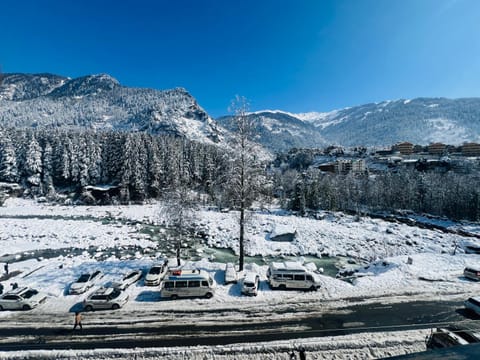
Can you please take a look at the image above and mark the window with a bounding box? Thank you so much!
[149,267,161,275]
[77,274,90,283]
[202,281,209,287]
[469,298,480,307]
[110,289,121,299]
[294,274,305,281]
[175,281,188,288]
[306,275,313,281]
[283,274,294,280]
[91,295,107,301]
[23,289,38,299]
[189,281,200,287]
[2,295,18,301]
[164,281,174,289]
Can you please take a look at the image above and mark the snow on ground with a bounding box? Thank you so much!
[0,329,429,359]
[1,198,480,358]
[1,199,480,314]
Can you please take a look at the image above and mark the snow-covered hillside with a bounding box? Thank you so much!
[1,199,480,358]
[220,98,480,151]
[0,73,224,145]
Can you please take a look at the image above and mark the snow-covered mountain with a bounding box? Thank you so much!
[219,98,480,151]
[217,110,327,152]
[3,73,480,151]
[0,73,224,145]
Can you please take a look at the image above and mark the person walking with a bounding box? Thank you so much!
[4,263,8,275]
[299,348,306,360]
[73,311,82,330]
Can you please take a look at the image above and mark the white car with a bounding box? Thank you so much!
[69,270,103,294]
[464,297,480,316]
[145,260,168,286]
[83,287,129,311]
[241,272,260,296]
[224,263,238,284]
[0,287,47,311]
[112,270,143,290]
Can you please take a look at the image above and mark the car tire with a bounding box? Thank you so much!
[84,305,93,312]
[279,284,286,290]
[0,305,3,311]
[22,305,31,311]
[205,292,213,299]
[309,285,317,292]
[171,294,178,300]
[112,304,120,310]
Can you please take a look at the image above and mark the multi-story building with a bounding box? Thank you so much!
[462,143,480,156]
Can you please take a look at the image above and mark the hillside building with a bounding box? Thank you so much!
[462,143,480,156]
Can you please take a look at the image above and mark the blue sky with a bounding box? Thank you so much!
[1,0,479,116]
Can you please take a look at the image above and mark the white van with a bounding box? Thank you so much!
[160,269,215,299]
[267,261,321,291]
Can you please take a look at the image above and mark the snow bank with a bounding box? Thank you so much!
[0,329,429,359]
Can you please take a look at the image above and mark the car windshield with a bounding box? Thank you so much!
[125,272,137,280]
[77,274,90,282]
[149,267,161,275]
[109,289,121,299]
[244,282,254,287]
[22,289,38,299]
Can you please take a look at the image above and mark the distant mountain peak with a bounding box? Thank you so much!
[0,72,225,145]
[48,73,121,98]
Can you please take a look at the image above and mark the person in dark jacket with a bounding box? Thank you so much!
[299,347,306,360]
[4,263,8,275]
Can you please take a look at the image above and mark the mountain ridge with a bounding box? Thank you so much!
[219,97,480,151]
[2,72,480,151]
[0,72,224,145]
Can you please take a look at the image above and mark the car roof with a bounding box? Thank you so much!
[270,261,305,271]
[465,266,480,272]
[6,286,30,295]
[244,272,259,282]
[91,287,114,296]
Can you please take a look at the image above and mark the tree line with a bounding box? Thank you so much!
[0,127,230,204]
[274,167,480,221]
[1,126,480,222]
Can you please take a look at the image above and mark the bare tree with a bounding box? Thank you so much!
[157,185,196,266]
[226,95,262,271]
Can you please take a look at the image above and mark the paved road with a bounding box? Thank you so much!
[0,299,475,351]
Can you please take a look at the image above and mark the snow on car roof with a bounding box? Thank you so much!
[270,261,305,271]
[244,272,258,282]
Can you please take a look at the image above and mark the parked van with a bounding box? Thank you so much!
[464,266,480,281]
[241,272,259,296]
[267,261,321,291]
[160,269,215,299]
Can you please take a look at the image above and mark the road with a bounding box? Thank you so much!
[0,299,475,351]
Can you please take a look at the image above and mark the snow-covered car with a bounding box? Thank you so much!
[464,297,480,316]
[0,287,47,311]
[83,287,129,311]
[112,270,143,290]
[69,270,103,295]
[241,272,259,296]
[144,260,168,286]
[464,267,480,281]
[224,263,238,284]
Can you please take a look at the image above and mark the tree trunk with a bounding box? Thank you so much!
[176,240,181,267]
[239,207,245,271]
